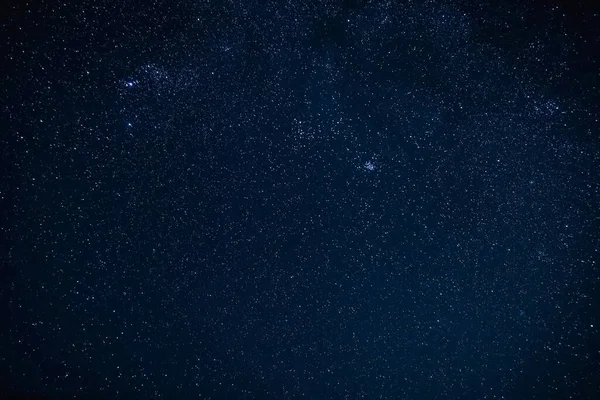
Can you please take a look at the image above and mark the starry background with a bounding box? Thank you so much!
[1,0,600,398]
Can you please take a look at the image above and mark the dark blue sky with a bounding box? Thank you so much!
[2,0,599,398]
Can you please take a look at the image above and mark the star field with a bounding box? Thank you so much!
[1,0,600,399]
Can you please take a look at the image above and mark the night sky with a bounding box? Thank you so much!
[2,0,600,399]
